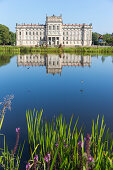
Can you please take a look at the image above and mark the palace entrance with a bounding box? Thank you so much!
[48,37,59,46]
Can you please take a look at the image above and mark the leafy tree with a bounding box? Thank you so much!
[106,37,113,46]
[9,31,16,45]
[103,33,111,42]
[92,32,100,45]
[0,24,10,45]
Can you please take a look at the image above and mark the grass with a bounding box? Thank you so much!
[1,46,113,54]
[26,109,113,170]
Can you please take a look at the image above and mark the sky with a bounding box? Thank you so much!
[0,0,113,34]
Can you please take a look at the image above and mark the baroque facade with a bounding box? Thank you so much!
[17,54,91,75]
[16,15,92,47]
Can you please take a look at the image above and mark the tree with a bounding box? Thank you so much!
[92,32,100,45]
[0,24,10,45]
[106,37,113,46]
[103,33,111,42]
[9,31,16,45]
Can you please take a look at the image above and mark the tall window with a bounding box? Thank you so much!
[19,32,21,35]
[77,32,79,40]
[57,26,59,30]
[63,32,65,35]
[53,25,55,30]
[26,32,27,35]
[66,32,68,35]
[87,31,89,40]
[33,32,34,35]
[29,32,31,35]
[36,32,38,35]
[49,26,51,30]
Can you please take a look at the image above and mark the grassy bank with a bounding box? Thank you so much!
[1,46,113,54]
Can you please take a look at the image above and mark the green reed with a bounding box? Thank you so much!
[1,46,113,54]
[26,109,113,169]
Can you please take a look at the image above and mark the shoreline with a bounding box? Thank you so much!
[1,46,113,54]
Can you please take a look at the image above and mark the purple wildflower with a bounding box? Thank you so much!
[64,144,67,148]
[55,143,58,147]
[34,155,38,162]
[85,134,91,169]
[13,128,20,155]
[86,134,91,158]
[78,141,84,148]
[89,156,94,162]
[84,137,86,141]
[44,153,50,162]
[16,128,20,133]
[47,153,50,161]
[44,156,49,163]
[78,141,83,170]
[26,163,31,170]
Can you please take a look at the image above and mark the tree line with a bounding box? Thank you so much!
[0,24,16,45]
[92,32,113,46]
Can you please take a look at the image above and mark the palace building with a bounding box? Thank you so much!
[16,15,92,47]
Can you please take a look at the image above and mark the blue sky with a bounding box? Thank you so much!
[0,0,113,34]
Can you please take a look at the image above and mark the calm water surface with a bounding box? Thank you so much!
[0,53,113,166]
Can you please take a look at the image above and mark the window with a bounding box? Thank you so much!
[19,32,21,35]
[77,32,79,40]
[63,32,65,35]
[53,25,55,30]
[63,41,64,44]
[66,37,68,40]
[66,41,68,44]
[66,32,68,35]
[63,37,65,40]
[40,37,41,40]
[49,26,51,30]
[26,32,27,35]
[57,26,59,30]
[36,32,38,35]
[29,32,31,35]
[40,32,41,35]
[33,32,34,35]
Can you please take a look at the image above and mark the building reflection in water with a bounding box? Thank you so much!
[17,54,91,75]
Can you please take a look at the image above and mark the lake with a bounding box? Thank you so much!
[0,53,113,167]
